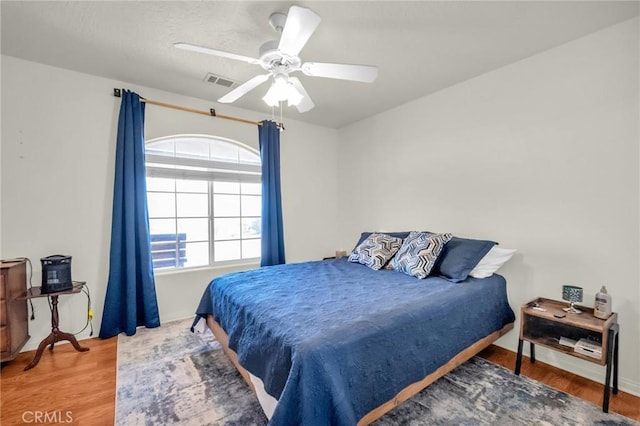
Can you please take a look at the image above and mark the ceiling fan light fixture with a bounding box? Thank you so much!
[262,89,280,107]
[286,86,304,106]
[262,76,303,107]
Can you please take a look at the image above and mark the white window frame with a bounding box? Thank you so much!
[145,134,262,271]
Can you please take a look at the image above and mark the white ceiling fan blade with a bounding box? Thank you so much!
[218,74,270,103]
[301,62,378,83]
[174,42,259,64]
[289,77,315,113]
[278,6,321,57]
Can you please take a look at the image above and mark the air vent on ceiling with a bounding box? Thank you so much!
[204,73,238,88]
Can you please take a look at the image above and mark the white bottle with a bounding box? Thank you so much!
[594,286,612,319]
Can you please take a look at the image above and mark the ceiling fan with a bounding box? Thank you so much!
[175,5,378,113]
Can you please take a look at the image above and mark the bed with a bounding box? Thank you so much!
[194,241,516,425]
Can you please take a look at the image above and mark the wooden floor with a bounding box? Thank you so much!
[1,339,638,424]
[1,338,117,425]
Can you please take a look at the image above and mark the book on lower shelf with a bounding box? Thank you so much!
[575,338,602,359]
[559,336,577,348]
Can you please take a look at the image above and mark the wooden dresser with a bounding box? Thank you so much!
[1,260,30,362]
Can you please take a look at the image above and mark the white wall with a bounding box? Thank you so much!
[337,18,639,395]
[0,55,338,351]
[1,13,637,399]
[0,54,3,260]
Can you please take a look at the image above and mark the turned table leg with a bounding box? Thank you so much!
[24,295,89,371]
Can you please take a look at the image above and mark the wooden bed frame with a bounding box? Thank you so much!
[206,314,514,425]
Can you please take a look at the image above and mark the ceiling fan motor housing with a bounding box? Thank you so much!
[258,40,301,72]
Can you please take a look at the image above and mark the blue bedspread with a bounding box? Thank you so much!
[195,258,515,425]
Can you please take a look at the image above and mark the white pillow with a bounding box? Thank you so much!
[469,246,516,278]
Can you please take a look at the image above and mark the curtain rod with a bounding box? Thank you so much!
[113,88,263,127]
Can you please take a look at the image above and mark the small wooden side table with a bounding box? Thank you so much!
[23,282,89,371]
[515,297,619,412]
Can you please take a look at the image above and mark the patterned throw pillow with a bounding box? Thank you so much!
[348,233,404,270]
[391,231,453,279]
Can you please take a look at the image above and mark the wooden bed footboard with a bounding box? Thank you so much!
[206,315,256,392]
[358,321,514,424]
[206,314,514,425]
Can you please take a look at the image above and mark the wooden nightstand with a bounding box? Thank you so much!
[515,297,619,412]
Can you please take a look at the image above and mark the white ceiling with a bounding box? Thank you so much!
[1,1,638,128]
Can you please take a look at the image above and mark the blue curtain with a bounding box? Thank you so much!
[259,121,286,266]
[100,90,160,338]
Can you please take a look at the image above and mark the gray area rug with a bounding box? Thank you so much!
[116,319,636,425]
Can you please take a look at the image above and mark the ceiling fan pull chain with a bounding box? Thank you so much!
[280,102,284,130]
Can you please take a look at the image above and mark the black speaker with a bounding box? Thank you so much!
[41,255,73,294]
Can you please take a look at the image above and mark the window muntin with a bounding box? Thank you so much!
[145,135,261,270]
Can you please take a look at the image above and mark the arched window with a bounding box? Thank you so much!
[145,135,261,270]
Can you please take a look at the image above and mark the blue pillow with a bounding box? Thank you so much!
[432,236,497,282]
